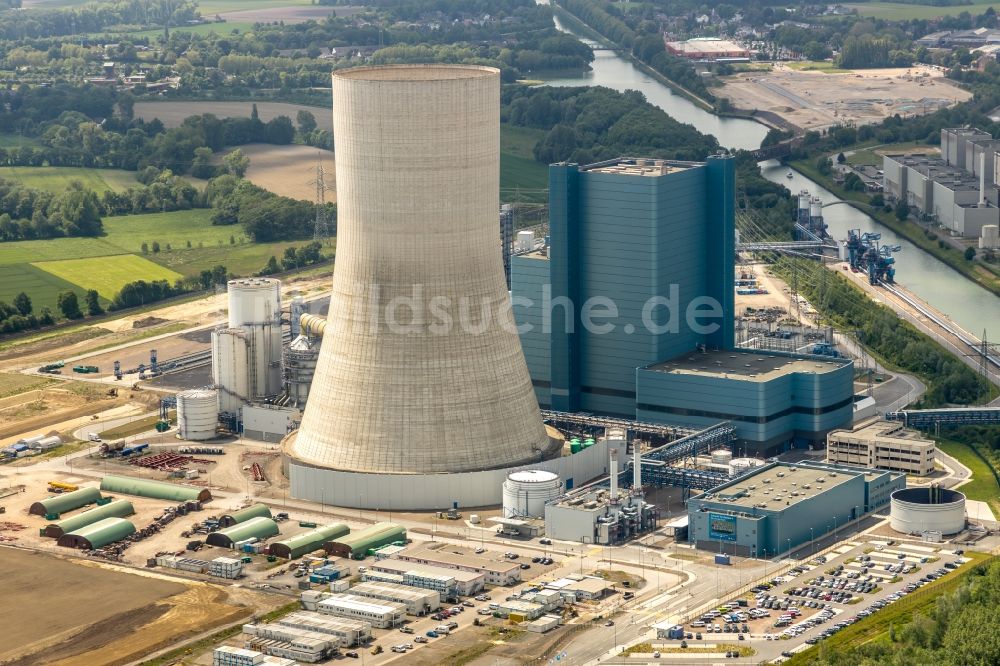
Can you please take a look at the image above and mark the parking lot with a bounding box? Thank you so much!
[648,539,969,662]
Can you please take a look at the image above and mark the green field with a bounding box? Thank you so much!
[119,22,256,40]
[845,2,1000,19]
[33,254,184,300]
[937,439,1000,508]
[786,61,851,74]
[102,209,242,253]
[199,0,310,12]
[499,125,548,203]
[0,166,137,193]
[0,264,86,314]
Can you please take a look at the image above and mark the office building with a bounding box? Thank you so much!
[826,420,936,476]
[345,581,440,616]
[315,594,407,628]
[393,547,522,586]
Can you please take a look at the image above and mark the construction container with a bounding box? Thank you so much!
[715,553,731,566]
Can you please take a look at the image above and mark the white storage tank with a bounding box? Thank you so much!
[177,389,218,441]
[711,449,733,465]
[283,335,320,407]
[227,278,283,399]
[503,470,563,518]
[890,486,966,535]
[729,457,765,476]
[515,230,534,252]
[212,328,250,414]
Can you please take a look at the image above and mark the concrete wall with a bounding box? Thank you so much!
[882,157,906,200]
[287,437,610,510]
[242,404,297,443]
[956,204,999,237]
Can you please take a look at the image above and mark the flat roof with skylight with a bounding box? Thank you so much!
[645,349,847,382]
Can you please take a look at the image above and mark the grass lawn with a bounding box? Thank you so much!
[32,254,184,300]
[499,125,548,203]
[149,241,311,278]
[786,61,851,74]
[846,141,936,166]
[199,0,310,12]
[117,21,256,40]
[937,439,1000,510]
[102,209,243,254]
[845,2,1000,19]
[0,166,137,193]
[0,264,87,314]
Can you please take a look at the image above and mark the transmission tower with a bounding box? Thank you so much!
[310,152,333,241]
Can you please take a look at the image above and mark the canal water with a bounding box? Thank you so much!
[538,1,1000,339]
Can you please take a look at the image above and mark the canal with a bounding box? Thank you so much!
[539,1,1000,340]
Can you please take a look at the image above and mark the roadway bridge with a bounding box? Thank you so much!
[885,408,1000,428]
[739,241,826,252]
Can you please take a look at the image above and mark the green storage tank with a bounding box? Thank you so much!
[57,517,135,549]
[269,523,350,559]
[29,486,102,516]
[324,522,406,560]
[584,438,595,448]
[205,516,280,548]
[219,503,272,527]
[100,474,212,502]
[570,442,582,454]
[44,500,135,538]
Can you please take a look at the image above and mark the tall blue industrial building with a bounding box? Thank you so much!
[512,156,854,454]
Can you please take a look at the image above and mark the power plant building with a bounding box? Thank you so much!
[512,156,854,454]
[687,461,905,556]
[827,420,936,476]
[283,64,617,509]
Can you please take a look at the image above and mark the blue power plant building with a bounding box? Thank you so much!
[511,156,855,454]
[687,460,905,556]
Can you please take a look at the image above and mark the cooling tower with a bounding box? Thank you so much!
[286,65,556,477]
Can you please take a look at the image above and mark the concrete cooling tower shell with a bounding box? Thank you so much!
[288,65,556,478]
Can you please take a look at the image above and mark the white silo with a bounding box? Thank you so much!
[711,449,733,465]
[177,389,218,440]
[212,328,250,414]
[729,457,765,476]
[227,278,283,400]
[503,470,563,518]
[286,65,556,480]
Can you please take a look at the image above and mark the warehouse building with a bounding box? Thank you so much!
[100,474,212,502]
[545,483,657,545]
[270,523,350,559]
[323,522,405,559]
[57,516,136,549]
[827,420,936,476]
[243,623,333,663]
[495,599,547,621]
[392,547,522,586]
[43,499,135,538]
[206,516,280,548]
[220,503,273,527]
[346,581,440,615]
[213,646,296,666]
[274,611,371,647]
[29,486,102,516]
[369,559,486,596]
[688,460,905,556]
[665,37,751,61]
[316,594,407,628]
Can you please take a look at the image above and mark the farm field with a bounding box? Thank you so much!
[845,2,1000,19]
[33,254,184,300]
[500,125,548,202]
[0,264,86,314]
[0,166,138,193]
[230,143,334,202]
[102,209,242,253]
[117,21,256,40]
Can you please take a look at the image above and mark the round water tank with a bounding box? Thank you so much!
[226,278,283,399]
[711,449,733,465]
[729,457,765,475]
[502,470,562,518]
[177,389,218,441]
[798,192,810,210]
[890,487,966,535]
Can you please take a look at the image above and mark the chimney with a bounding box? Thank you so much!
[610,448,619,500]
[633,440,642,494]
[981,150,987,206]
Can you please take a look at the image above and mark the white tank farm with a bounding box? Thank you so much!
[227,278,283,399]
[503,470,562,518]
[729,457,765,476]
[177,389,218,441]
[711,449,733,465]
[890,487,966,535]
[212,328,250,414]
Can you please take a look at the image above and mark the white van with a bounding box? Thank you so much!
[435,625,451,635]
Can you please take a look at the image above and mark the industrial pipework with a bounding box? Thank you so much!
[299,313,327,338]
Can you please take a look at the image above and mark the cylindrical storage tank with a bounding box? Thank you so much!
[798,191,810,211]
[890,487,966,535]
[570,441,582,454]
[227,278,283,399]
[283,336,319,407]
[177,389,218,441]
[810,199,822,218]
[212,328,250,414]
[729,457,764,476]
[711,449,733,465]
[584,438,595,448]
[502,470,562,518]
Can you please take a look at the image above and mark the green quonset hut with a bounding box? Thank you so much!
[270,523,350,559]
[220,503,272,527]
[100,475,212,502]
[43,500,135,538]
[29,486,102,516]
[206,516,279,548]
[57,517,136,549]
[324,522,406,559]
